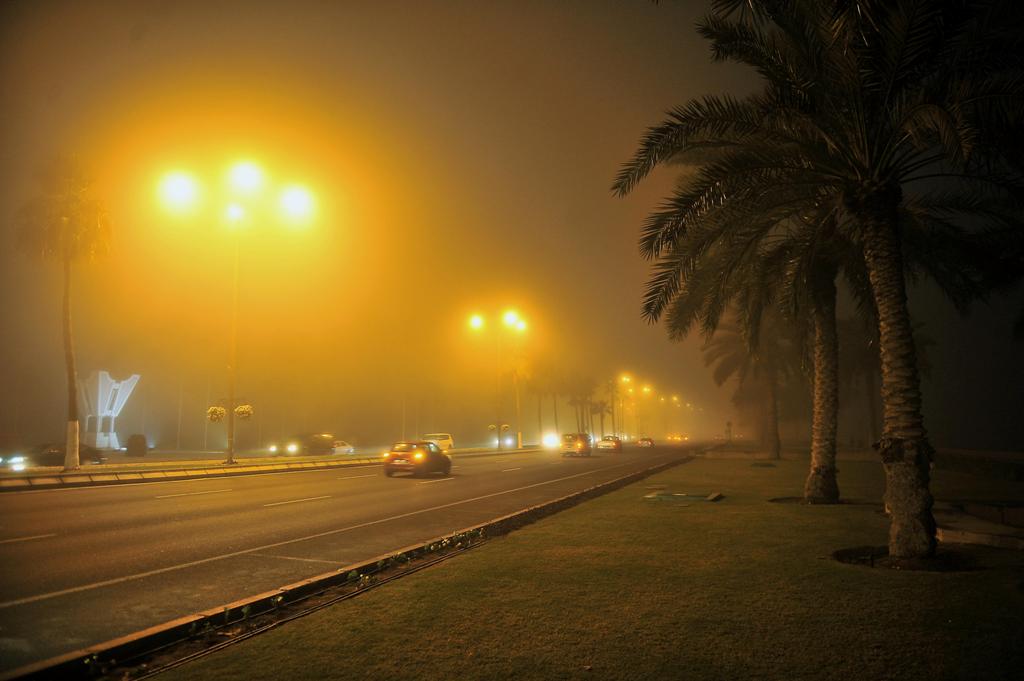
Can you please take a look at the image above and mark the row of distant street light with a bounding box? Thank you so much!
[155,162,693,455]
[157,161,316,463]
[615,373,696,440]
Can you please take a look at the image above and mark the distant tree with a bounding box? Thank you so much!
[565,373,597,433]
[18,157,110,470]
[702,315,801,460]
[524,367,546,442]
[591,400,612,437]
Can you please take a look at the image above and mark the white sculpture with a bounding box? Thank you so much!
[80,370,140,449]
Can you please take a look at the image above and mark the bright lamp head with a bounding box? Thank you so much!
[229,161,264,194]
[280,185,314,221]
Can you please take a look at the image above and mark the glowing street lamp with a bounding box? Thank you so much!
[280,185,314,222]
[228,161,264,194]
[225,203,246,224]
[159,172,200,213]
[468,314,485,330]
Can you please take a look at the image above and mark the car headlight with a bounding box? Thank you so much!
[413,452,424,460]
[382,452,391,459]
[286,443,299,453]
[269,445,278,453]
[10,456,25,464]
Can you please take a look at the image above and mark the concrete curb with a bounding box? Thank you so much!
[1,453,690,680]
[0,448,542,492]
[936,525,1024,550]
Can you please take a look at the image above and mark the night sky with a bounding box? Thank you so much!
[1,0,1021,451]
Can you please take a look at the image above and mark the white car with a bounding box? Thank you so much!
[422,433,455,451]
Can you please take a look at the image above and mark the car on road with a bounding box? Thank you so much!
[1,443,107,471]
[638,437,655,448]
[596,435,622,452]
[561,433,592,457]
[267,433,354,456]
[382,441,452,477]
[422,433,455,451]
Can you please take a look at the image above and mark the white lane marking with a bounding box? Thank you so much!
[502,468,522,472]
[418,477,454,485]
[252,553,340,565]
[0,533,57,545]
[263,495,332,508]
[155,488,232,499]
[0,456,664,609]
[337,474,376,480]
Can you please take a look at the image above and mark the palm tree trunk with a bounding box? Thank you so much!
[62,252,80,470]
[862,213,936,559]
[864,371,880,447]
[552,394,560,433]
[765,370,781,460]
[805,281,840,503]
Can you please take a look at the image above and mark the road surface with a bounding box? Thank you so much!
[0,445,694,672]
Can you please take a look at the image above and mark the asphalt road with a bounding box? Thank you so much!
[0,445,694,672]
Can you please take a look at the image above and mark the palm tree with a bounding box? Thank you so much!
[839,317,938,448]
[18,157,110,470]
[591,400,612,437]
[524,367,547,442]
[837,317,882,447]
[702,316,800,460]
[614,0,1023,558]
[565,373,597,434]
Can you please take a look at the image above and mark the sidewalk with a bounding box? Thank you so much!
[156,456,1023,681]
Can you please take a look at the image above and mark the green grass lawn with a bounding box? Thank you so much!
[160,458,1024,681]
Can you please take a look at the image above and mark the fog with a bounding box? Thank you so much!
[1,0,1021,452]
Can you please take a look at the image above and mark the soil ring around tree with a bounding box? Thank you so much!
[832,545,980,572]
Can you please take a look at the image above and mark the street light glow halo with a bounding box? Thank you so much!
[225,202,246,224]
[228,161,264,194]
[469,314,485,330]
[502,310,519,326]
[280,184,315,222]
[158,171,199,212]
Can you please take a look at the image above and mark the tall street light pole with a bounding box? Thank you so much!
[159,162,315,466]
[225,228,241,464]
[469,310,527,449]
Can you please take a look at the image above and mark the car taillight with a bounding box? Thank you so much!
[414,452,425,460]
